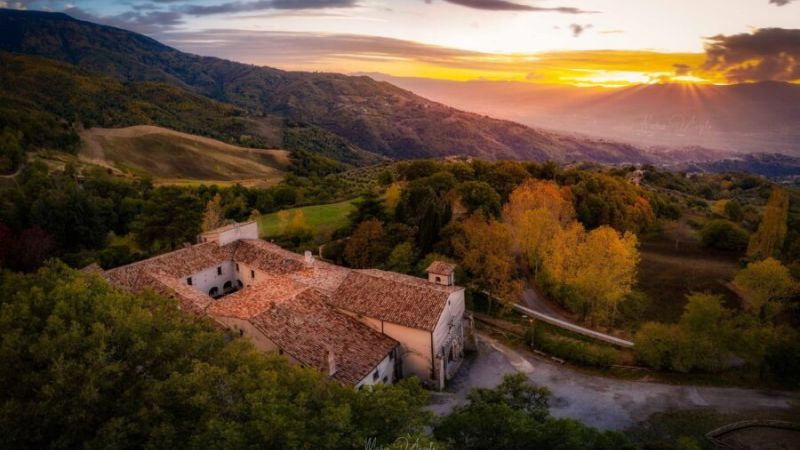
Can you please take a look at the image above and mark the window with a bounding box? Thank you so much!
[373,370,379,381]
[239,329,244,337]
[435,276,441,283]
[217,266,222,275]
[382,376,388,384]
[235,263,240,272]
[187,277,192,286]
[251,270,255,279]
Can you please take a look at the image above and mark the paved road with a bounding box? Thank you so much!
[521,285,573,323]
[428,334,799,430]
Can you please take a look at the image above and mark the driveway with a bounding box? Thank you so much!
[428,334,799,430]
[521,285,573,323]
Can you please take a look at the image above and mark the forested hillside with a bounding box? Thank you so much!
[0,8,709,165]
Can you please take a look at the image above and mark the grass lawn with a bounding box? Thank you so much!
[257,198,360,237]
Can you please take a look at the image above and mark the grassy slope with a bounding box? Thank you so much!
[257,198,359,237]
[81,126,289,187]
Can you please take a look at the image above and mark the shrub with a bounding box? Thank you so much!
[700,219,749,252]
[532,325,619,368]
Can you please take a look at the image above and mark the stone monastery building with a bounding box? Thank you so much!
[104,221,468,389]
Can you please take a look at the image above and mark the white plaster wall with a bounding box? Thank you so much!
[355,353,395,388]
[432,290,466,355]
[217,222,259,246]
[185,261,239,296]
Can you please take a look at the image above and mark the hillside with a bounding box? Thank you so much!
[0,8,712,165]
[81,126,289,187]
[364,73,800,156]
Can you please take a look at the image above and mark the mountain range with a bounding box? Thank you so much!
[1,8,799,176]
[361,73,800,157]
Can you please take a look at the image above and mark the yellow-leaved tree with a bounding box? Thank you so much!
[452,214,522,312]
[733,257,796,319]
[747,188,789,260]
[201,194,225,231]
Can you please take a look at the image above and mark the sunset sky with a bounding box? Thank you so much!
[7,0,800,86]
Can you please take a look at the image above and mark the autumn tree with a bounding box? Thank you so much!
[540,223,639,325]
[344,219,391,268]
[451,215,522,312]
[748,188,789,260]
[201,193,225,231]
[733,257,795,318]
[384,182,403,214]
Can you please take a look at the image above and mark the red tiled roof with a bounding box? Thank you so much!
[248,288,398,385]
[207,276,307,319]
[331,269,462,331]
[426,261,456,276]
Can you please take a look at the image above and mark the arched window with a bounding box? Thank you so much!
[209,287,219,297]
[223,281,233,291]
[237,280,244,288]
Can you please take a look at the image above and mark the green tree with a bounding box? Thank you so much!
[699,219,749,252]
[131,187,204,252]
[457,181,501,218]
[434,373,634,450]
[385,242,416,274]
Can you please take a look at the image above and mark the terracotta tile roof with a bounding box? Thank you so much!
[248,288,398,385]
[426,261,456,276]
[331,269,462,331]
[207,276,308,319]
[105,242,235,283]
[231,240,306,275]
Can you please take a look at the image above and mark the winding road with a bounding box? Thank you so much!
[428,334,799,430]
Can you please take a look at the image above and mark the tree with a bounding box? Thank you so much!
[503,179,574,228]
[457,181,501,218]
[384,182,403,214]
[0,127,24,174]
[724,199,744,222]
[635,293,731,373]
[434,373,634,450]
[385,242,416,274]
[131,187,203,252]
[344,219,391,268]
[451,215,522,311]
[733,257,795,316]
[201,193,225,231]
[748,188,789,260]
[0,262,431,449]
[699,219,749,252]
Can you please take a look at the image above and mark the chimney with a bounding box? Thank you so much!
[322,345,336,376]
[304,250,315,267]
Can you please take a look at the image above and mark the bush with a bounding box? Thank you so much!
[764,336,800,387]
[531,325,619,368]
[699,219,749,252]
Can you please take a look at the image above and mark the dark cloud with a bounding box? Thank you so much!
[64,6,184,34]
[183,0,357,15]
[702,28,800,82]
[440,0,595,14]
[769,0,795,5]
[569,23,591,37]
[673,63,691,76]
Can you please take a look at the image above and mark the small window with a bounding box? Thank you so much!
[436,276,441,283]
[187,277,192,286]
[217,266,222,275]
[239,329,244,337]
[235,263,240,272]
[382,376,388,384]
[251,270,255,279]
[373,370,379,381]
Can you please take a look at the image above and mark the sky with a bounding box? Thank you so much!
[5,0,800,86]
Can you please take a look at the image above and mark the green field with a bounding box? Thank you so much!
[258,198,360,237]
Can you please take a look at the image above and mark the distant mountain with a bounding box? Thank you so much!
[0,8,732,166]
[364,73,800,157]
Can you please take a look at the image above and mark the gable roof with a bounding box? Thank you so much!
[426,261,456,276]
[246,288,398,385]
[330,269,462,331]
